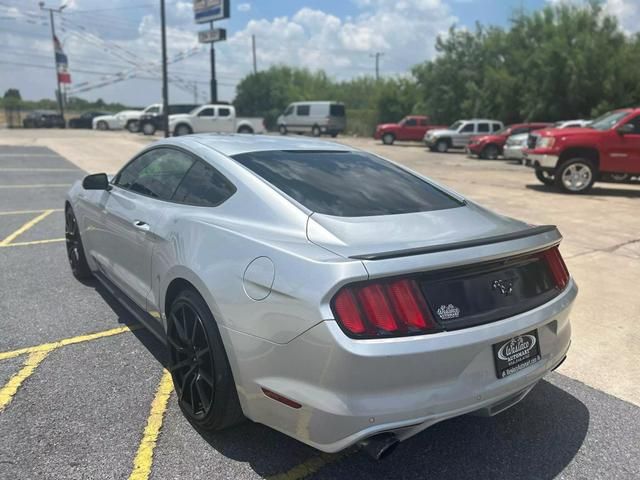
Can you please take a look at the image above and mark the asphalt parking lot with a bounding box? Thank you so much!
[0,135,639,479]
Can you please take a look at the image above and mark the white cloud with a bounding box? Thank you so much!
[603,0,640,33]
[223,1,456,83]
[0,0,455,105]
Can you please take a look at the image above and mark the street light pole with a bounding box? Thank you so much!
[40,2,66,122]
[160,0,169,137]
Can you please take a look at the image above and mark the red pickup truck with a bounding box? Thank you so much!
[374,115,446,145]
[524,108,640,193]
[467,122,551,159]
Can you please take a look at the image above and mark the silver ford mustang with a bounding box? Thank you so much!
[65,135,576,459]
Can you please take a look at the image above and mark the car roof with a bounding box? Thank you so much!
[169,134,356,157]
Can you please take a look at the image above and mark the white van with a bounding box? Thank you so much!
[277,101,346,137]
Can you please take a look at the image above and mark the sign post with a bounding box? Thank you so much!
[193,1,229,103]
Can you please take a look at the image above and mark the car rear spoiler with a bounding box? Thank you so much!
[350,225,560,261]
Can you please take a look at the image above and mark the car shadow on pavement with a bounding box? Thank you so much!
[526,184,640,198]
[89,279,170,367]
[194,379,589,479]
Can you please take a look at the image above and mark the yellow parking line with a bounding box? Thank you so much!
[0,238,65,248]
[0,208,63,216]
[266,450,353,480]
[0,349,53,412]
[0,184,70,189]
[0,209,55,246]
[0,168,79,172]
[0,326,135,361]
[129,370,174,480]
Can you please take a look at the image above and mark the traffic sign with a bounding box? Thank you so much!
[193,0,229,24]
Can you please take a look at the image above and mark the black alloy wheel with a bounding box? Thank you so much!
[65,208,92,279]
[166,289,245,431]
[168,301,216,419]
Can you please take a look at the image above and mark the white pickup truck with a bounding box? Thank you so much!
[169,104,265,136]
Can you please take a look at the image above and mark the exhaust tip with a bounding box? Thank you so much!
[359,433,399,461]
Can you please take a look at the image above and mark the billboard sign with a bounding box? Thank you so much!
[193,0,229,24]
[198,28,227,43]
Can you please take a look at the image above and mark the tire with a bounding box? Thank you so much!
[167,289,244,432]
[330,131,338,138]
[65,207,92,280]
[535,169,555,186]
[174,124,192,136]
[435,139,449,153]
[312,125,321,137]
[480,144,499,160]
[554,158,596,193]
[142,122,156,136]
[97,121,108,131]
[382,133,395,145]
[126,120,140,133]
[237,126,253,134]
[279,125,287,135]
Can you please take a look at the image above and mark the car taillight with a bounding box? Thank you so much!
[540,246,570,290]
[331,279,439,338]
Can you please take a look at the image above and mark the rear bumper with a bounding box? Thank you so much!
[225,278,577,452]
[524,152,559,169]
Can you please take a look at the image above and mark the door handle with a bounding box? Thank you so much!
[133,220,150,231]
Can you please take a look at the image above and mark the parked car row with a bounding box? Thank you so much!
[22,110,66,128]
[89,102,267,137]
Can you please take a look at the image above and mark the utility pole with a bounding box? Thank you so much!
[39,2,66,122]
[252,34,257,74]
[160,0,169,137]
[370,52,384,81]
[209,21,217,103]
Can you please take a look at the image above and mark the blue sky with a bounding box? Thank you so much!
[0,0,636,105]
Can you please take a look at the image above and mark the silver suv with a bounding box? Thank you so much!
[424,119,503,153]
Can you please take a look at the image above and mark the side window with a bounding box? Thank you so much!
[492,123,501,132]
[460,123,475,133]
[405,118,418,126]
[145,106,161,114]
[284,106,294,116]
[198,108,214,117]
[297,105,310,116]
[477,123,490,133]
[172,160,236,207]
[218,107,231,117]
[115,148,194,200]
[623,115,640,134]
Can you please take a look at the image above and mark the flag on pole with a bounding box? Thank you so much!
[54,35,71,84]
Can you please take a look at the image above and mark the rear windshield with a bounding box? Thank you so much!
[329,104,345,117]
[232,150,462,217]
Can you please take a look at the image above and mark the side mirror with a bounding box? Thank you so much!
[617,123,635,135]
[82,173,111,190]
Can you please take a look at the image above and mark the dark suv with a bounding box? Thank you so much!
[139,104,199,135]
[23,110,65,128]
